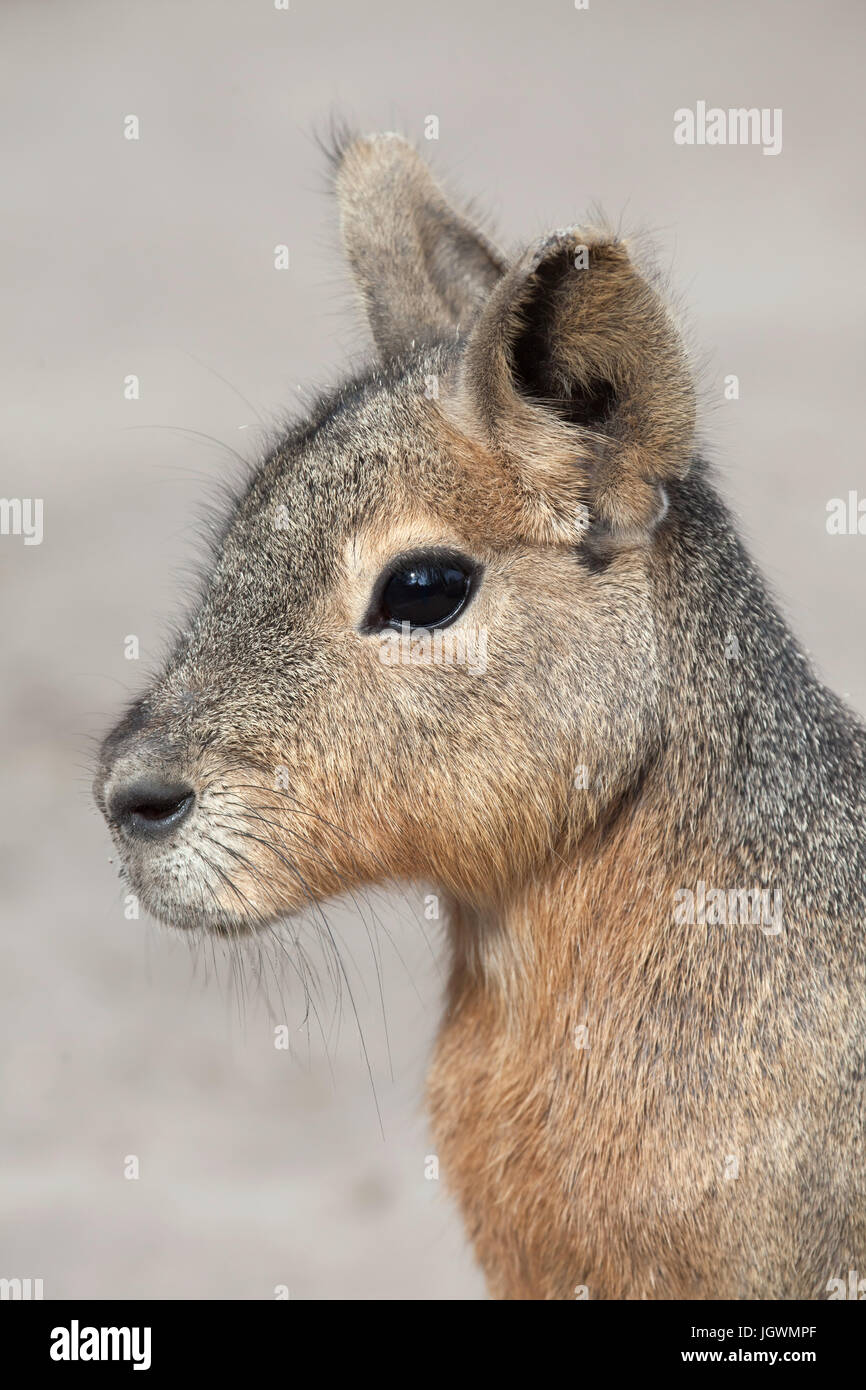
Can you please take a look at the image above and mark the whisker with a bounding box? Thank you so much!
[197,824,383,1131]
[212,801,411,1025]
[200,829,331,1048]
[211,784,440,983]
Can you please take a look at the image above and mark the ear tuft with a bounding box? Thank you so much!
[313,112,358,176]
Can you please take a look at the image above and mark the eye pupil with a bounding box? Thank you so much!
[376,555,475,630]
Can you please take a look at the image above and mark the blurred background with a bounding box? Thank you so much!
[1,0,864,1299]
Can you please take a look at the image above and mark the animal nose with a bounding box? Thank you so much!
[108,778,196,838]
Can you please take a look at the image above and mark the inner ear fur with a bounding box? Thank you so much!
[334,132,505,361]
[455,228,696,538]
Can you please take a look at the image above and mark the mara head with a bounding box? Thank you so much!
[94,132,696,934]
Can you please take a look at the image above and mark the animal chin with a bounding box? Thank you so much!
[146,888,263,938]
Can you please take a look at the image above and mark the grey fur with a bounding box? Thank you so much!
[94,133,866,1300]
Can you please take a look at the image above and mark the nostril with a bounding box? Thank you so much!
[109,779,196,837]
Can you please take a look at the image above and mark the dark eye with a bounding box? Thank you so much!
[366,551,479,631]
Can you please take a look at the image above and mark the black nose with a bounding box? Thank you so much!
[108,778,196,838]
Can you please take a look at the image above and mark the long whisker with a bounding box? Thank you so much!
[199,829,333,1054]
[211,801,418,1024]
[198,824,383,1133]
[210,806,421,1073]
[182,350,269,428]
[195,841,265,1029]
[212,824,382,1108]
[210,779,440,979]
[121,423,251,471]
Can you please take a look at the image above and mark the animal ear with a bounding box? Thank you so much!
[334,132,505,360]
[455,228,696,542]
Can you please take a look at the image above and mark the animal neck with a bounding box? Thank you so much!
[446,774,695,1019]
[446,466,862,1020]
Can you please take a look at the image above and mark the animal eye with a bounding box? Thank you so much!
[367,552,478,631]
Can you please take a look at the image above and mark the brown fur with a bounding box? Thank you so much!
[95,134,866,1299]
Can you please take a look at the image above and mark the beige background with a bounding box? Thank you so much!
[1,0,864,1300]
